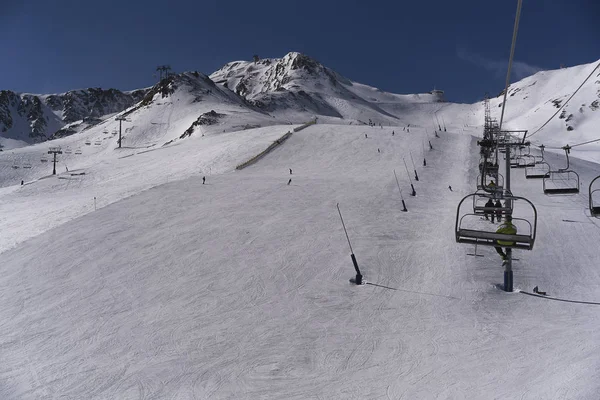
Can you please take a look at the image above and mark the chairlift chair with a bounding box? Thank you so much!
[75,148,82,155]
[543,170,580,194]
[23,162,32,169]
[477,173,504,192]
[516,154,536,168]
[542,145,580,194]
[588,176,600,217]
[525,162,550,179]
[64,147,72,154]
[40,155,48,163]
[85,140,92,146]
[94,141,101,146]
[456,193,537,250]
[472,191,514,216]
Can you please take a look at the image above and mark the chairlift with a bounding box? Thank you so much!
[85,140,92,146]
[479,159,499,175]
[509,155,520,168]
[542,145,579,194]
[75,148,82,155]
[94,141,101,146]
[40,155,48,163]
[64,147,73,154]
[112,129,118,136]
[515,154,535,168]
[12,164,19,169]
[543,171,580,194]
[456,193,537,250]
[103,129,109,135]
[23,162,32,169]
[525,162,550,179]
[477,173,504,192]
[589,176,600,217]
[472,191,514,216]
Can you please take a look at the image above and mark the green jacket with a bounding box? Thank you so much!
[496,222,517,246]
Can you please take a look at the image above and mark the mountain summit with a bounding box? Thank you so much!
[210,52,444,122]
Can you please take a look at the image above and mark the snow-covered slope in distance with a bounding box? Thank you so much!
[491,59,600,162]
[0,71,292,189]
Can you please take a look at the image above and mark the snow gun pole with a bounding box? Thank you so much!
[429,140,433,150]
[410,151,419,181]
[422,140,427,166]
[336,203,362,285]
[393,169,408,212]
[435,112,441,131]
[403,158,416,196]
[442,116,447,132]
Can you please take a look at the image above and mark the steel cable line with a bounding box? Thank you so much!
[498,0,523,132]
[528,61,600,139]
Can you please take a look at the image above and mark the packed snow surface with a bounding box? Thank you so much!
[1,117,600,399]
[1,58,600,398]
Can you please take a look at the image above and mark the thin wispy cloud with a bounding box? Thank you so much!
[457,47,544,80]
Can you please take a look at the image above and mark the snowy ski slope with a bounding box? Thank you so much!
[2,57,600,398]
[1,116,600,398]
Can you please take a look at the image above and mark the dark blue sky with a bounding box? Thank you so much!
[1,0,599,103]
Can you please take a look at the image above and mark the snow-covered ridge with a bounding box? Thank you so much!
[0,87,148,143]
[210,52,444,123]
[491,59,600,159]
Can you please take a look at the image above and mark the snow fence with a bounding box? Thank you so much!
[235,119,316,170]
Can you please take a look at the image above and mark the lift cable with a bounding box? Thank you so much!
[528,61,600,139]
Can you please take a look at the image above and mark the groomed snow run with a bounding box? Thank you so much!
[1,121,600,399]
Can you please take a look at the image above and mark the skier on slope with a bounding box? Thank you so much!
[495,220,517,264]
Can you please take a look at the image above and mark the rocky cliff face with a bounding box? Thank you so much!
[0,87,148,143]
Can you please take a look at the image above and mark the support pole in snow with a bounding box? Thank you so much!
[504,143,513,292]
[393,169,408,212]
[116,115,129,148]
[409,151,419,181]
[47,147,62,175]
[403,158,416,196]
[500,0,523,293]
[429,141,433,150]
[336,203,362,285]
[422,139,427,166]
[435,113,442,131]
[94,196,97,211]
